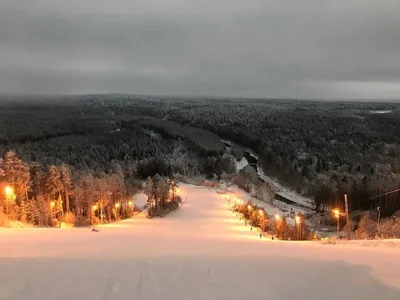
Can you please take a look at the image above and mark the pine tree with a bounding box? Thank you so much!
[25,200,35,224]
[144,176,154,205]
[356,212,376,239]
[0,158,4,177]
[29,163,44,200]
[152,174,162,209]
[2,151,18,188]
[56,193,63,214]
[32,201,40,226]
[19,200,28,223]
[46,166,63,204]
[59,164,72,212]
[2,150,30,202]
[276,217,290,240]
[316,160,322,173]
[156,179,169,208]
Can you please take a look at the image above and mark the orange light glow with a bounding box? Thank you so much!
[333,208,340,218]
[92,205,98,211]
[295,216,301,224]
[128,201,133,207]
[115,203,121,208]
[5,186,13,195]
[275,214,280,221]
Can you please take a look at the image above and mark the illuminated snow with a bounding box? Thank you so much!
[0,184,399,299]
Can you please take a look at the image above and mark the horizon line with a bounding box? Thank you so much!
[0,92,399,104]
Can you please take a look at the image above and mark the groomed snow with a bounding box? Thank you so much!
[0,184,399,299]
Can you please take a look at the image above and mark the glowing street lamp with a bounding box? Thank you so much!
[4,186,16,214]
[115,203,121,219]
[5,186,13,196]
[333,208,340,238]
[91,204,98,225]
[275,214,281,221]
[50,201,55,215]
[4,186,15,202]
[333,208,340,218]
[128,200,133,207]
[259,210,264,216]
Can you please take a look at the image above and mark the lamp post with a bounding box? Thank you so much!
[333,209,340,238]
[99,191,112,224]
[275,214,281,239]
[4,186,16,214]
[295,216,301,240]
[259,210,264,236]
[115,203,121,219]
[92,204,97,224]
[247,205,252,221]
[5,186,13,197]
[377,206,381,233]
[50,201,55,216]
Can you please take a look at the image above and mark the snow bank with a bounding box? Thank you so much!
[321,238,400,249]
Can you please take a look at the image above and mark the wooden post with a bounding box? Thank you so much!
[344,194,350,240]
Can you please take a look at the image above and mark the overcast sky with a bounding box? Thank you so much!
[1,0,400,99]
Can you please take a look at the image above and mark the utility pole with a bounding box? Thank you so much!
[377,207,381,233]
[344,194,350,240]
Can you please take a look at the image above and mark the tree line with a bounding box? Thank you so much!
[143,174,181,218]
[0,150,138,227]
[232,199,312,240]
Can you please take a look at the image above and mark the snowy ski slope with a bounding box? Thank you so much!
[0,184,399,299]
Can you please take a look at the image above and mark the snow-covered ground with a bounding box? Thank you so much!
[0,184,399,299]
[321,238,400,249]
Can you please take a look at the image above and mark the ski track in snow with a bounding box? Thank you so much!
[0,184,399,299]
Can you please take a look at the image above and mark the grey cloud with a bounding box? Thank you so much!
[1,0,400,99]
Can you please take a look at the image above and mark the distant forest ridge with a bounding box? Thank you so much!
[0,94,400,215]
[1,93,400,104]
